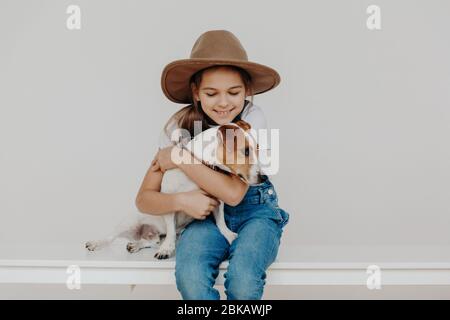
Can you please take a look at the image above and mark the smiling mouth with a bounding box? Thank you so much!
[213,107,235,116]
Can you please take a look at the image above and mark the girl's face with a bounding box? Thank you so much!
[193,67,248,125]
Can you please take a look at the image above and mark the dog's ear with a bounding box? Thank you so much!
[235,120,251,132]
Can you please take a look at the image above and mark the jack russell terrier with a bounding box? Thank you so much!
[85,120,261,259]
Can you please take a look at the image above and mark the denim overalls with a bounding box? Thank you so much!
[175,175,290,300]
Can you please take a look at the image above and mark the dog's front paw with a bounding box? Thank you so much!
[85,241,104,251]
[126,242,142,253]
[154,242,175,260]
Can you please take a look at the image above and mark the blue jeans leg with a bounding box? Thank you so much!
[223,217,281,300]
[175,217,229,300]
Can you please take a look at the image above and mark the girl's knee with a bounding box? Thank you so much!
[175,248,218,286]
[175,268,202,299]
[224,270,265,300]
[175,261,220,300]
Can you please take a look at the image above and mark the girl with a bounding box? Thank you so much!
[135,30,289,300]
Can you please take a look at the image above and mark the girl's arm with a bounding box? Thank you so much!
[134,161,184,215]
[135,158,221,218]
[157,146,249,206]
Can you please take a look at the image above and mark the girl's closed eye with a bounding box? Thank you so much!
[206,91,240,97]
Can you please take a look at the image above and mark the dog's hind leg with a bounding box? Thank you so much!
[85,216,141,251]
[126,238,157,253]
[85,234,119,251]
[214,202,237,244]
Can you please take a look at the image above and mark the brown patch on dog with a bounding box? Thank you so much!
[216,123,257,183]
[235,120,251,132]
[235,119,260,152]
[136,224,159,240]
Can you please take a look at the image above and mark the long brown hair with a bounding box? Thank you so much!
[163,65,254,141]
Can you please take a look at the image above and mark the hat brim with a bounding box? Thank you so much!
[161,58,281,104]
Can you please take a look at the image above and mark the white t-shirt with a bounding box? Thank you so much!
[158,102,272,174]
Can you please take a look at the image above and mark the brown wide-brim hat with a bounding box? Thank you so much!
[161,30,281,104]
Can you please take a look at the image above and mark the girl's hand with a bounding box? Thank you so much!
[176,190,220,220]
[154,146,179,173]
[150,153,162,172]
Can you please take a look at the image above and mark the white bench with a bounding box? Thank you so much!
[1,244,450,286]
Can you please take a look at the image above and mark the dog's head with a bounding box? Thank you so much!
[215,120,260,185]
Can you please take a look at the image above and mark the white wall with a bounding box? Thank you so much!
[1,0,449,276]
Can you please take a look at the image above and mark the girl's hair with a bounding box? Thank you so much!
[162,65,254,141]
